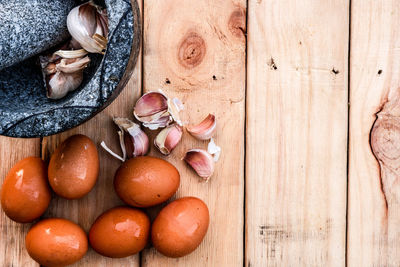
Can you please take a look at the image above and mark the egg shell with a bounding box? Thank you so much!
[114,156,180,208]
[48,134,99,199]
[151,197,210,258]
[89,206,150,258]
[25,218,88,266]
[1,157,51,223]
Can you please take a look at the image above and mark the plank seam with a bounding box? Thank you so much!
[345,0,352,266]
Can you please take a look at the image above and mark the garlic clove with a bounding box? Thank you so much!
[113,117,149,159]
[67,2,108,54]
[54,49,88,59]
[183,149,215,180]
[154,124,183,155]
[134,91,169,118]
[47,71,83,99]
[186,114,216,140]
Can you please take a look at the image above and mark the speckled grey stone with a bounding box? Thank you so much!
[0,0,141,137]
[0,0,78,70]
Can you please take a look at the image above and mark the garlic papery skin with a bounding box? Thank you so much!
[154,124,183,155]
[113,117,149,159]
[54,49,88,59]
[187,114,216,140]
[67,1,108,54]
[183,149,215,180]
[208,138,221,162]
[56,56,90,73]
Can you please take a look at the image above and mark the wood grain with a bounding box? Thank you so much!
[0,137,40,267]
[246,1,349,266]
[141,0,246,266]
[347,1,400,266]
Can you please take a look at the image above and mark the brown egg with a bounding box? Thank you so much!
[26,218,88,266]
[48,134,99,199]
[89,206,150,258]
[1,157,51,223]
[151,197,209,258]
[114,156,180,208]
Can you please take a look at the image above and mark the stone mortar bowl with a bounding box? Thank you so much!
[0,0,140,137]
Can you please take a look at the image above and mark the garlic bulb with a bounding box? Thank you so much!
[67,1,108,54]
[40,52,90,99]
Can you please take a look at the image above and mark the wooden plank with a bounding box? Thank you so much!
[39,1,143,265]
[347,1,400,266]
[0,137,40,267]
[246,1,349,266]
[141,0,246,266]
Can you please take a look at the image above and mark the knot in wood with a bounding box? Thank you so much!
[228,8,246,38]
[371,117,400,165]
[177,31,206,69]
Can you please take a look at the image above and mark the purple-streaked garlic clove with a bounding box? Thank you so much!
[133,90,184,130]
[100,118,149,162]
[186,114,216,140]
[113,117,149,159]
[183,149,215,181]
[154,124,183,155]
[133,91,171,129]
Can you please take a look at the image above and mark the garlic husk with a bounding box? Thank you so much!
[67,1,108,54]
[208,138,221,162]
[154,124,183,155]
[114,117,149,159]
[100,141,124,162]
[56,56,90,73]
[187,114,216,140]
[54,49,88,59]
[133,91,184,130]
[183,149,215,180]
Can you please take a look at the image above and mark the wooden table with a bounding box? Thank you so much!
[2,0,400,266]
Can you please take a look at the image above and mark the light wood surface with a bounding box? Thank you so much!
[4,0,400,266]
[141,0,246,266]
[347,1,400,266]
[246,0,349,266]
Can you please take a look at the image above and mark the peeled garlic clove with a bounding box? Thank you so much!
[154,124,183,155]
[187,114,216,140]
[47,71,83,99]
[113,117,149,159]
[183,149,215,180]
[67,2,108,54]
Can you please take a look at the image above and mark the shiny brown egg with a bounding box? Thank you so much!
[25,218,88,266]
[1,157,51,223]
[151,197,209,258]
[114,156,180,208]
[48,134,99,199]
[89,206,150,258]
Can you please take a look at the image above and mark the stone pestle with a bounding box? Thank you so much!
[0,0,79,70]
